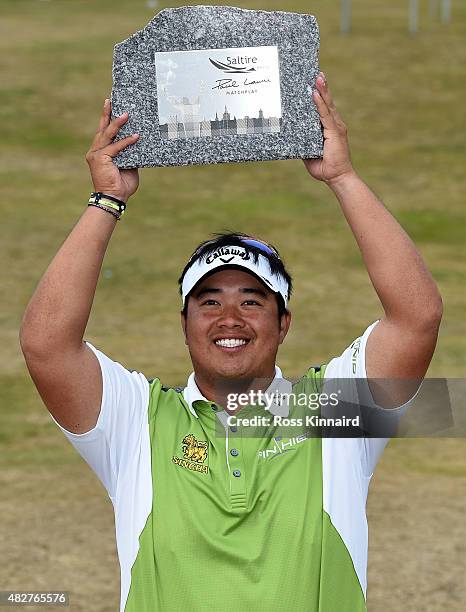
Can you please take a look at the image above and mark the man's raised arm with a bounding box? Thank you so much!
[20,100,140,433]
[303,73,443,406]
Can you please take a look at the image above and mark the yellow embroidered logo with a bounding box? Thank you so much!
[172,434,209,474]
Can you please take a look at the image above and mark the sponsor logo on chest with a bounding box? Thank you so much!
[172,434,209,475]
[258,434,309,460]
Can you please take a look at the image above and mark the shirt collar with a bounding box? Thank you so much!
[182,366,291,418]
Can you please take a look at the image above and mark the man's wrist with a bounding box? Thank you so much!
[106,193,128,204]
[326,170,361,194]
[92,190,129,204]
[88,193,127,221]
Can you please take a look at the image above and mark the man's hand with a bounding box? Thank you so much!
[303,72,355,186]
[86,99,140,203]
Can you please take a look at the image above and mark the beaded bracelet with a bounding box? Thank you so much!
[88,202,121,221]
[95,199,121,214]
[89,192,127,216]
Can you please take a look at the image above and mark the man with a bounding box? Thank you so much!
[20,73,442,611]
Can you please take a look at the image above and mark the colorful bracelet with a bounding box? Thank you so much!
[88,202,121,221]
[89,192,127,216]
[94,199,121,214]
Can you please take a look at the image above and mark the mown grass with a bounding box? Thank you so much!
[1,1,465,609]
[1,0,465,431]
[1,0,465,439]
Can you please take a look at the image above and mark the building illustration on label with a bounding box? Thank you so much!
[155,46,282,141]
[160,103,281,140]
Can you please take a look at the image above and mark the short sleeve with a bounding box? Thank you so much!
[324,321,420,476]
[49,342,150,501]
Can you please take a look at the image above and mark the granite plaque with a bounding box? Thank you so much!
[111,5,323,168]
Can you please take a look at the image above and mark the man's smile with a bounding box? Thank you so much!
[213,337,251,351]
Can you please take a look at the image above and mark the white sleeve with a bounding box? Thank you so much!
[324,321,420,477]
[49,342,150,501]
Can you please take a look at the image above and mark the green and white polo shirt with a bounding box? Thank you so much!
[53,321,412,611]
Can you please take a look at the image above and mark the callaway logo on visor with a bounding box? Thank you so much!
[205,247,251,265]
[181,244,290,307]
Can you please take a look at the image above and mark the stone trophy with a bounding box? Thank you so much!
[111,5,323,168]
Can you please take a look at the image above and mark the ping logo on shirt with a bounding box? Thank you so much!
[172,434,209,474]
[351,338,361,375]
[258,435,308,460]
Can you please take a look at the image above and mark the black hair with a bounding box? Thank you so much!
[178,232,293,319]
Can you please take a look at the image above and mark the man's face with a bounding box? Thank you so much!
[181,269,291,382]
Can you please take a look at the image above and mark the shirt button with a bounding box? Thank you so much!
[233,469,241,478]
[230,448,239,457]
[230,426,238,432]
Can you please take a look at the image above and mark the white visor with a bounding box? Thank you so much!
[181,245,289,307]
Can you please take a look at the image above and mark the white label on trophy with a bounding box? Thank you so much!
[155,46,282,140]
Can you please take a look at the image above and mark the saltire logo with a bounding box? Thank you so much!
[209,58,257,74]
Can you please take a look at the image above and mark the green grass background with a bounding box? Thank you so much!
[1,1,465,610]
